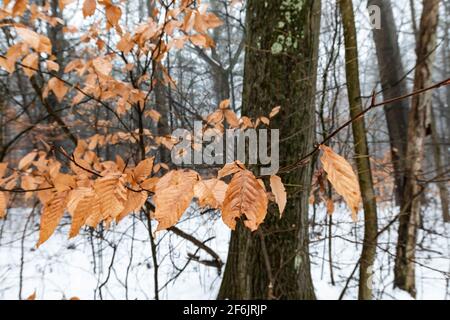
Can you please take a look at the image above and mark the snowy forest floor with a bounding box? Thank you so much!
[0,199,448,300]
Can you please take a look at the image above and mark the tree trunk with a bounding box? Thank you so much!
[442,2,450,167]
[430,106,450,222]
[147,1,171,163]
[394,0,440,298]
[338,0,378,300]
[218,0,321,300]
[368,0,409,205]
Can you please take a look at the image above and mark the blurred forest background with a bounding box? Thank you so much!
[0,0,449,300]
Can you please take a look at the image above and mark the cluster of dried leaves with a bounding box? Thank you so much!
[0,0,363,247]
[1,0,225,112]
[0,139,288,247]
[0,138,362,247]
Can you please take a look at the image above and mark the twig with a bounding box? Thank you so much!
[278,78,450,174]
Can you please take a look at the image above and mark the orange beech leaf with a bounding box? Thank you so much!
[26,291,36,300]
[239,116,254,129]
[223,109,240,128]
[270,175,287,217]
[21,52,38,77]
[259,116,270,126]
[217,161,245,179]
[93,175,127,220]
[67,187,99,238]
[144,109,161,122]
[206,109,224,125]
[222,169,268,231]
[326,198,335,215]
[15,27,51,54]
[59,0,75,11]
[140,177,159,192]
[203,12,223,29]
[194,11,223,33]
[12,0,28,16]
[37,191,69,247]
[0,192,8,219]
[319,145,361,220]
[47,77,68,102]
[309,194,315,205]
[219,99,230,109]
[105,4,121,27]
[82,0,96,17]
[38,35,52,54]
[133,157,154,183]
[190,34,207,47]
[52,173,76,192]
[16,27,39,48]
[73,140,87,159]
[154,170,199,231]
[115,155,126,172]
[21,175,37,200]
[269,106,281,118]
[18,150,37,170]
[194,179,227,209]
[117,33,133,53]
[116,189,147,222]
[46,60,59,72]
[0,163,8,178]
[92,57,112,76]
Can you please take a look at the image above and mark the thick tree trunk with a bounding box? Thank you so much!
[394,0,440,297]
[218,0,321,300]
[368,0,409,205]
[338,0,378,300]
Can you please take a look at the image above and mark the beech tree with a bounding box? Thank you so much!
[218,0,321,299]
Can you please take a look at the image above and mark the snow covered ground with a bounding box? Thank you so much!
[0,201,448,300]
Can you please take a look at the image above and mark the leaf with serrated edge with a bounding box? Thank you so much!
[319,145,361,220]
[37,191,68,246]
[194,179,227,209]
[217,161,245,179]
[154,170,198,230]
[222,170,268,231]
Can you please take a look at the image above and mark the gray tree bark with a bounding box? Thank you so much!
[394,0,440,297]
[218,0,321,300]
[368,0,409,205]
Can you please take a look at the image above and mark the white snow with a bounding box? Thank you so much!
[0,201,448,300]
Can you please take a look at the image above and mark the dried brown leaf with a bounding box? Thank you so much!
[194,179,227,209]
[37,191,68,247]
[222,170,268,231]
[154,170,199,230]
[217,161,245,179]
[18,151,37,170]
[82,0,96,17]
[319,145,361,220]
[269,175,287,217]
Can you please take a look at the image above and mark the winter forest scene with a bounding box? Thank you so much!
[0,0,449,302]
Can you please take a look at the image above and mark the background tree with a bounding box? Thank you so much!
[338,0,378,300]
[394,0,440,298]
[368,0,409,206]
